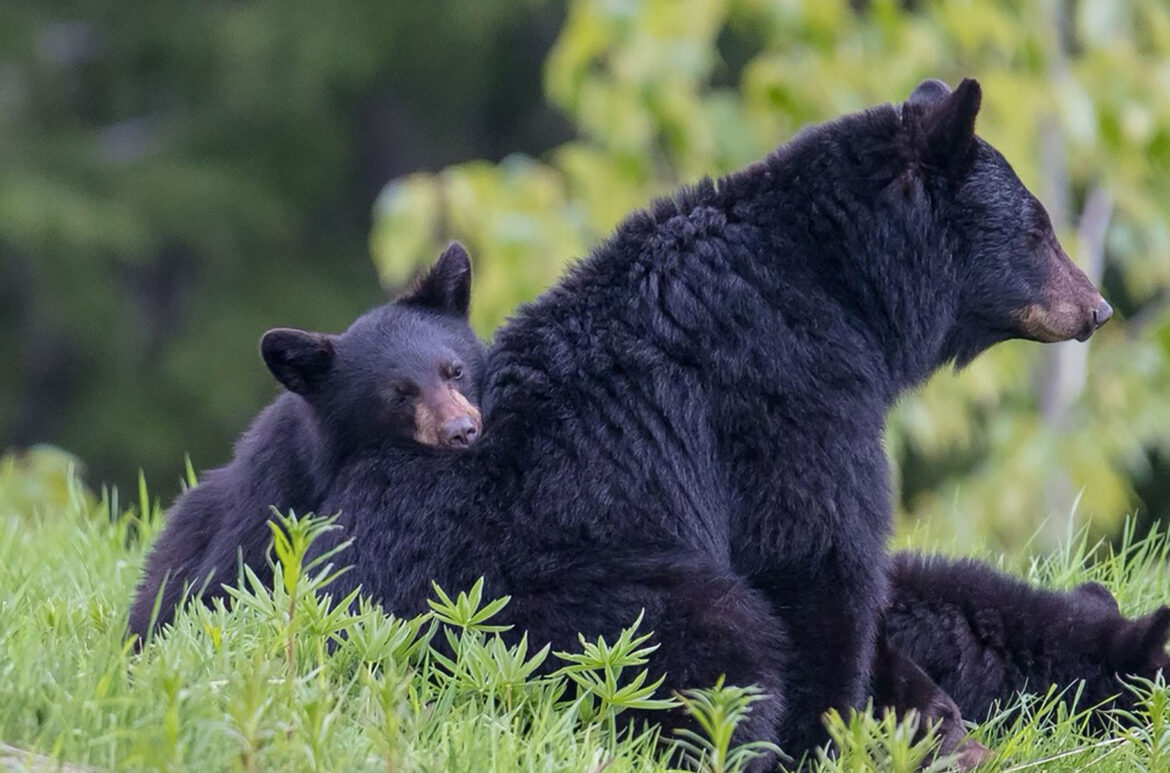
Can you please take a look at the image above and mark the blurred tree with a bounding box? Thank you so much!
[0,0,565,496]
[372,0,1170,548]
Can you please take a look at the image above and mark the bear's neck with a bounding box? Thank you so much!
[739,120,959,396]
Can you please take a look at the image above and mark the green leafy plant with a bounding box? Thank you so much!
[427,576,512,634]
[218,509,356,678]
[553,611,679,732]
[674,676,783,773]
[5,457,1170,770]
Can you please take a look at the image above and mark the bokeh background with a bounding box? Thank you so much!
[3,0,1169,551]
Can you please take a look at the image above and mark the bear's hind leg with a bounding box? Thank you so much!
[509,558,789,770]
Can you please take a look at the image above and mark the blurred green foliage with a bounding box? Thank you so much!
[0,0,563,496]
[372,0,1170,548]
[4,0,1169,550]
[0,445,92,521]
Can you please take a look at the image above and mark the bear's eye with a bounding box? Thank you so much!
[444,362,464,381]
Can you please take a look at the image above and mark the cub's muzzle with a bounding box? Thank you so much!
[413,386,483,449]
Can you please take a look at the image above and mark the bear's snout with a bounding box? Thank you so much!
[1015,242,1111,344]
[440,415,479,448]
[412,386,483,449]
[1093,298,1113,329]
[1072,298,1113,342]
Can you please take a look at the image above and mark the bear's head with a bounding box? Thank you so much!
[260,242,485,451]
[900,78,1112,366]
[1055,582,1170,713]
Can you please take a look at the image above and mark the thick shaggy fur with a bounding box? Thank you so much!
[885,552,1170,723]
[128,246,486,638]
[306,79,1107,761]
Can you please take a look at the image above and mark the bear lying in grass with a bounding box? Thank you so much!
[297,78,1112,762]
[128,244,486,638]
[884,552,1170,724]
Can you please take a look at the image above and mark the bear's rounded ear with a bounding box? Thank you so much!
[905,77,981,172]
[1076,581,1120,612]
[1110,605,1170,673]
[260,327,335,395]
[906,78,952,108]
[401,242,472,318]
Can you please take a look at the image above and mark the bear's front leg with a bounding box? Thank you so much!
[753,554,887,758]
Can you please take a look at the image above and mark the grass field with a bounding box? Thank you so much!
[4,449,1170,772]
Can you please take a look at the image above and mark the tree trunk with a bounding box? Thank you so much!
[1036,0,1112,548]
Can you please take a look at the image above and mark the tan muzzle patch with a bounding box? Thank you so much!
[1015,243,1109,343]
[413,386,483,447]
[1013,302,1090,343]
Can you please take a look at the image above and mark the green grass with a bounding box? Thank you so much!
[3,451,1170,772]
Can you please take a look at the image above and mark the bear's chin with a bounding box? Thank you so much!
[1013,303,1098,344]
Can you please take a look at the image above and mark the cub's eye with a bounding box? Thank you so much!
[444,362,464,380]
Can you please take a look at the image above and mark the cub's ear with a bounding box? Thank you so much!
[1076,581,1121,612]
[1111,605,1170,673]
[905,77,981,171]
[401,242,472,318]
[260,328,335,395]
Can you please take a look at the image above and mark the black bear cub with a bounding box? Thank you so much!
[128,243,486,639]
[884,551,1170,723]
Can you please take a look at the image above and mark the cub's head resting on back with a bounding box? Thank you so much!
[261,242,485,451]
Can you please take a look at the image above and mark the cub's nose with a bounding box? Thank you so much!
[1092,298,1113,329]
[440,415,479,448]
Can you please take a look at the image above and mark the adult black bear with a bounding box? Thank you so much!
[128,244,486,639]
[884,551,1170,724]
[306,77,1109,762]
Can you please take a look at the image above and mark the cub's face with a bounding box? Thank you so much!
[260,242,486,451]
[328,309,485,450]
[902,79,1111,366]
[1063,582,1170,711]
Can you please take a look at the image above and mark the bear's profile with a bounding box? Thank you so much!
[884,551,1170,723]
[128,244,486,638]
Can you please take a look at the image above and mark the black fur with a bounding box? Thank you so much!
[870,630,990,768]
[127,244,486,638]
[884,552,1170,723]
[303,79,1106,761]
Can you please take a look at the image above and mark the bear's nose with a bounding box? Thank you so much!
[440,415,479,448]
[1092,298,1113,329]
